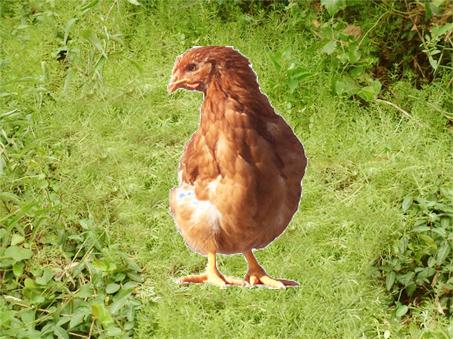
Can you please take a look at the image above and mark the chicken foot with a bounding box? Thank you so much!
[178,252,245,287]
[243,250,299,289]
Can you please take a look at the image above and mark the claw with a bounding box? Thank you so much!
[177,252,246,288]
[243,250,299,289]
[245,272,298,289]
[177,273,244,287]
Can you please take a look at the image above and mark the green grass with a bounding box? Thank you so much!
[1,1,452,337]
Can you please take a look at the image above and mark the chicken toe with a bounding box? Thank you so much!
[244,251,299,289]
[178,272,226,287]
[177,252,245,287]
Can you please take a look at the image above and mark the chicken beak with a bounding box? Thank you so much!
[167,77,187,93]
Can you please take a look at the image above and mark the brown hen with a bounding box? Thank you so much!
[168,46,307,288]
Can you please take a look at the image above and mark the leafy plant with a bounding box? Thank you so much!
[0,105,143,338]
[319,0,452,98]
[422,21,453,73]
[317,1,383,102]
[1,165,143,337]
[320,0,349,17]
[270,48,313,95]
[319,18,381,101]
[371,0,452,87]
[375,188,453,318]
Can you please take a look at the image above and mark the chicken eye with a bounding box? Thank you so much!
[186,63,198,72]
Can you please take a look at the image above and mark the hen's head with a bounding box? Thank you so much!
[168,46,257,93]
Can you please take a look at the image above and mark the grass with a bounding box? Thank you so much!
[1,1,452,337]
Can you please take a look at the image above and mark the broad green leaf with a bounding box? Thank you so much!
[11,234,25,246]
[126,258,141,272]
[406,283,416,297]
[40,322,55,335]
[428,55,438,70]
[335,76,360,96]
[440,217,450,228]
[397,271,415,286]
[106,326,122,337]
[386,271,395,291]
[92,259,108,271]
[78,284,93,298]
[419,234,437,248]
[20,309,35,325]
[416,267,435,285]
[412,225,430,232]
[29,293,46,304]
[110,296,129,315]
[437,242,450,265]
[24,277,37,289]
[13,261,24,277]
[347,47,361,63]
[124,321,134,331]
[127,272,144,282]
[431,227,446,237]
[322,40,337,55]
[321,0,346,16]
[56,316,71,327]
[106,283,120,294]
[357,80,381,102]
[428,256,437,267]
[53,325,69,339]
[91,303,113,326]
[402,196,412,212]
[395,304,409,317]
[93,258,117,272]
[114,272,126,282]
[36,268,54,286]
[398,237,408,254]
[122,281,139,290]
[69,311,86,329]
[5,246,32,262]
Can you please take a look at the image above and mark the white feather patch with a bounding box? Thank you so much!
[175,184,221,229]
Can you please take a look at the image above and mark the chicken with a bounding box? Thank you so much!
[168,46,307,288]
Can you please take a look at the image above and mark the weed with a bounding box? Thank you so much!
[374,189,453,318]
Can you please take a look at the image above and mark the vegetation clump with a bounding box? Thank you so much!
[375,189,453,318]
[318,0,453,99]
[0,109,142,337]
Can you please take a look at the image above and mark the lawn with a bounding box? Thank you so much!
[1,1,452,338]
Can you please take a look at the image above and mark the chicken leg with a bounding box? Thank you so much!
[244,251,299,289]
[178,252,245,287]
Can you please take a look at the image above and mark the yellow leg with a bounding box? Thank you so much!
[178,252,245,287]
[243,250,299,289]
